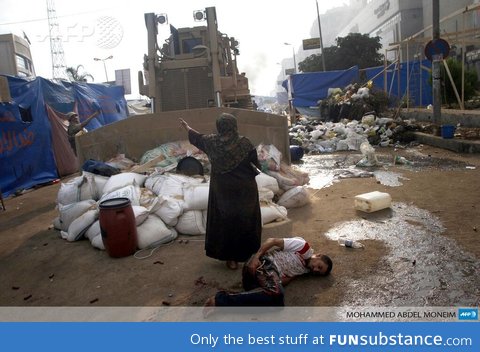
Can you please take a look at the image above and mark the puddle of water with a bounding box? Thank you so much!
[373,170,410,187]
[323,202,480,307]
[295,151,469,190]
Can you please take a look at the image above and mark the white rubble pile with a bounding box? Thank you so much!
[289,115,397,153]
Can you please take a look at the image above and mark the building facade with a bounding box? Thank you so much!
[0,33,35,78]
[276,0,480,97]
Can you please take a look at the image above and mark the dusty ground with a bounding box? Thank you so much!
[0,145,479,313]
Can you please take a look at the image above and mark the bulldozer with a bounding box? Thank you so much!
[138,7,253,112]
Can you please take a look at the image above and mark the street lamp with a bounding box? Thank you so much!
[93,55,113,82]
[284,43,297,74]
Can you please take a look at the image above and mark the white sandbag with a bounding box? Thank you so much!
[175,210,206,236]
[260,203,288,225]
[58,200,97,231]
[83,172,109,198]
[85,220,100,241]
[277,186,310,208]
[91,233,105,250]
[99,183,141,206]
[255,172,280,194]
[146,174,182,198]
[257,144,282,171]
[57,176,86,205]
[183,183,209,211]
[139,188,158,211]
[132,205,149,226]
[136,214,177,249]
[52,217,62,230]
[258,187,274,202]
[66,209,99,242]
[153,195,183,227]
[102,172,147,195]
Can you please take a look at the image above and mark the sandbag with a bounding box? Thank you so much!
[153,195,183,227]
[136,214,177,249]
[66,209,99,242]
[58,200,97,231]
[175,210,206,236]
[102,172,147,195]
[258,187,274,202]
[277,186,310,209]
[57,175,97,205]
[85,220,100,241]
[257,144,282,171]
[139,188,158,211]
[255,172,280,195]
[145,172,203,198]
[52,217,62,230]
[183,183,209,211]
[83,171,109,199]
[260,203,288,225]
[132,205,149,226]
[91,233,105,250]
[99,183,141,206]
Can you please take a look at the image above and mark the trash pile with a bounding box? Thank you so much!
[289,113,421,154]
[318,83,390,122]
[52,143,311,253]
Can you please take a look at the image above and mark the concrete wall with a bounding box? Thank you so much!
[77,107,290,167]
[401,108,480,127]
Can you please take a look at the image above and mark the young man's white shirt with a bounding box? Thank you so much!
[267,237,313,279]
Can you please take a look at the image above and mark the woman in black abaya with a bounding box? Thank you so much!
[179,113,262,270]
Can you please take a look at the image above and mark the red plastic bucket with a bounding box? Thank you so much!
[99,198,137,258]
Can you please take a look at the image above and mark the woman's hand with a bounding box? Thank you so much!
[179,118,189,131]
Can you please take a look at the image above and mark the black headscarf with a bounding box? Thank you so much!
[202,113,254,174]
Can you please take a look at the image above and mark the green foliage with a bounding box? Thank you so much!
[66,65,94,82]
[440,58,478,105]
[298,33,384,73]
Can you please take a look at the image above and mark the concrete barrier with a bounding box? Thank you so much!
[401,108,480,128]
[77,107,290,168]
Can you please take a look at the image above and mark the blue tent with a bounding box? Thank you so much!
[364,59,433,107]
[282,66,359,107]
[282,60,433,108]
[0,76,129,197]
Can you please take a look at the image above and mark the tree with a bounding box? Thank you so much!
[298,33,384,72]
[66,65,94,82]
[440,58,478,106]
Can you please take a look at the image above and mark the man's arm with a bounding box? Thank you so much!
[79,111,99,129]
[247,238,284,274]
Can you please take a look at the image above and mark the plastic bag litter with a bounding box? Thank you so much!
[356,142,379,167]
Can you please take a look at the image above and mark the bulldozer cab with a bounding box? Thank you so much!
[139,7,252,112]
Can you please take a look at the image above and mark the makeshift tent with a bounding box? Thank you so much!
[282,66,359,107]
[364,59,433,107]
[0,75,129,197]
[282,60,433,108]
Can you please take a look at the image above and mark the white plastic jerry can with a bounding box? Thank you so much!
[354,191,392,213]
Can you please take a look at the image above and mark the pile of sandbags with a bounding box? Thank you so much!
[53,158,307,252]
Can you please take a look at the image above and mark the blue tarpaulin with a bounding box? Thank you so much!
[0,75,129,197]
[282,60,433,108]
[364,59,433,107]
[282,66,359,107]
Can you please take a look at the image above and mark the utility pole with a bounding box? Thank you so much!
[315,0,326,71]
[432,0,441,126]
